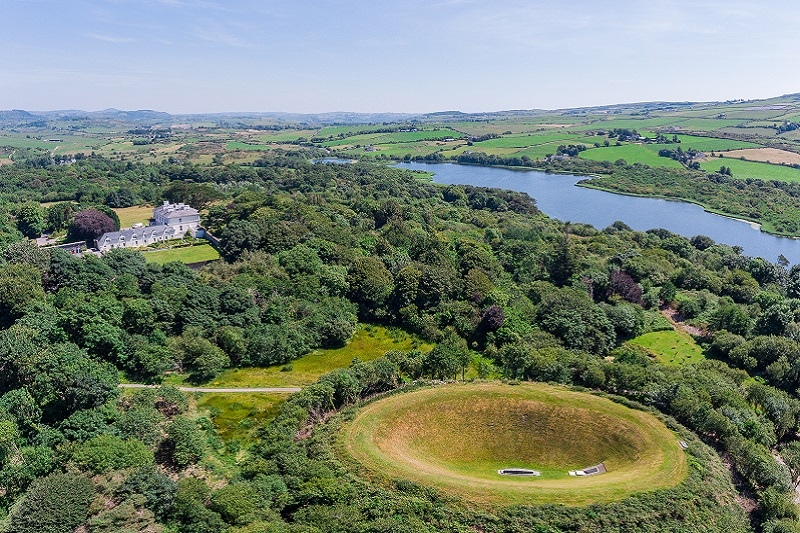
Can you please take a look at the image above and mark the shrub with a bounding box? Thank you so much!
[8,472,94,533]
[71,434,154,474]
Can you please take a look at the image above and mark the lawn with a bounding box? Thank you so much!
[114,205,154,228]
[341,382,687,507]
[197,325,432,389]
[142,243,220,264]
[628,330,705,366]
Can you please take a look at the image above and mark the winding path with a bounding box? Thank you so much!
[119,384,301,393]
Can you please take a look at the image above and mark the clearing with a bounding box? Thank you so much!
[628,329,705,366]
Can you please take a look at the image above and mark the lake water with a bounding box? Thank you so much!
[394,162,800,264]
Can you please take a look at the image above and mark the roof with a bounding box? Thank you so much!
[97,224,176,245]
[153,201,199,220]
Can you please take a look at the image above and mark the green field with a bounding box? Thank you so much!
[671,134,761,152]
[580,144,684,168]
[342,382,687,506]
[199,325,431,389]
[699,157,800,182]
[628,330,705,366]
[142,243,220,264]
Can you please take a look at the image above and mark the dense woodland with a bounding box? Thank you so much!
[3,156,800,531]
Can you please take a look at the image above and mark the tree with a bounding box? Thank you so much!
[780,441,800,489]
[347,256,394,319]
[219,219,261,261]
[166,416,206,467]
[46,202,76,232]
[105,188,137,208]
[68,208,116,242]
[163,182,222,209]
[0,263,45,324]
[15,202,45,238]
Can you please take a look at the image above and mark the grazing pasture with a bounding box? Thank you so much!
[342,382,687,506]
[580,144,684,168]
[700,157,800,182]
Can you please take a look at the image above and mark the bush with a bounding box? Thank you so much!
[8,472,94,533]
[71,434,154,473]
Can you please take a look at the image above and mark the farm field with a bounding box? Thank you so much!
[700,156,800,182]
[628,330,705,366]
[721,147,800,166]
[342,382,688,506]
[671,134,761,152]
[580,144,684,168]
[142,243,220,264]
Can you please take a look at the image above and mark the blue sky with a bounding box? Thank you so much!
[3,0,799,113]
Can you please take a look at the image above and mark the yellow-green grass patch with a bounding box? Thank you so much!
[142,244,220,265]
[628,330,704,366]
[196,393,285,444]
[114,205,154,228]
[342,382,687,507]
[200,326,432,389]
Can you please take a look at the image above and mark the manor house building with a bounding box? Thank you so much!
[95,201,201,252]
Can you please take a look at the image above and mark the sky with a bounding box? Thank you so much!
[3,0,800,114]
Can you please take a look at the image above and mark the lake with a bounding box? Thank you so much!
[394,162,800,264]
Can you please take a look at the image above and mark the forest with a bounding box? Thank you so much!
[2,155,800,532]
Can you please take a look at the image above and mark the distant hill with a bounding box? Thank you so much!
[3,92,800,127]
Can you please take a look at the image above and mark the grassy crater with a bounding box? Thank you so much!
[342,382,687,506]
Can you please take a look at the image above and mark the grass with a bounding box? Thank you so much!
[196,393,285,445]
[580,144,684,168]
[671,134,761,152]
[628,330,705,366]
[114,205,154,228]
[341,382,687,507]
[699,156,800,182]
[196,325,432,389]
[142,243,220,265]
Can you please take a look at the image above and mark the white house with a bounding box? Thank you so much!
[152,201,201,235]
[95,201,201,252]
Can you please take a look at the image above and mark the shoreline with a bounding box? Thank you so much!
[387,159,800,242]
